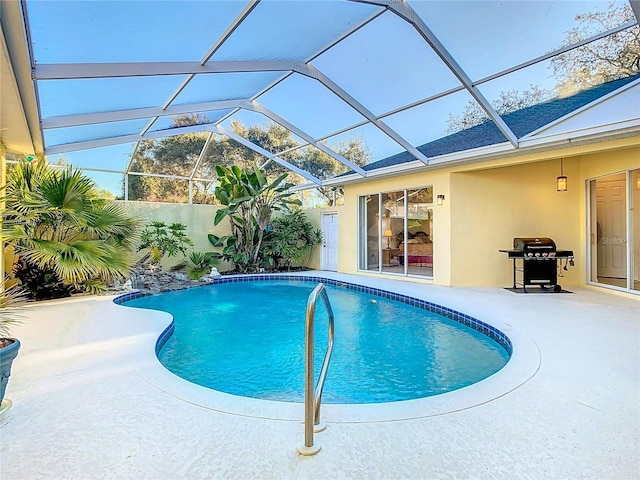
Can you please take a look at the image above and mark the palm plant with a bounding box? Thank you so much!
[2,160,140,298]
[186,251,218,280]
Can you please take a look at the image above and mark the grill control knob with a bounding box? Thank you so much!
[535,252,540,257]
[542,252,548,257]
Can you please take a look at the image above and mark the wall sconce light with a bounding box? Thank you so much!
[436,194,445,206]
[556,158,568,192]
[384,229,393,249]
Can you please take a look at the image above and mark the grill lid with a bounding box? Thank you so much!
[513,237,556,252]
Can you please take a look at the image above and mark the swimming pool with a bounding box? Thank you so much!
[121,276,511,404]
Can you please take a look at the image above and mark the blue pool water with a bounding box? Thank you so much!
[123,279,510,403]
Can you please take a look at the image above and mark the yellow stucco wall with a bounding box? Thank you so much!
[117,200,329,271]
[340,137,640,288]
[449,159,582,286]
[452,143,639,287]
[578,146,640,179]
[116,201,229,270]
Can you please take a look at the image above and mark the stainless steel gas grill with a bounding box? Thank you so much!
[500,237,574,292]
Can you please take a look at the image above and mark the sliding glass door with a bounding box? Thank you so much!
[588,169,639,293]
[358,187,433,278]
[359,194,380,272]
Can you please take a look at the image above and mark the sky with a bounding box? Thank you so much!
[28,0,631,195]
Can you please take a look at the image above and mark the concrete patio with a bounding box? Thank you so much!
[1,272,638,479]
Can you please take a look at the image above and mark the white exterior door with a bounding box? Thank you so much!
[595,177,627,279]
[321,213,338,271]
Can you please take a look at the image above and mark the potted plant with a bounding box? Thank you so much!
[0,286,24,412]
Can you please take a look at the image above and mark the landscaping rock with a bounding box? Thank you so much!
[106,261,214,296]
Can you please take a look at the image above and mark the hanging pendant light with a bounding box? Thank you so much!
[556,158,568,192]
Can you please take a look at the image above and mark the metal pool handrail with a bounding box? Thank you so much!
[297,283,335,456]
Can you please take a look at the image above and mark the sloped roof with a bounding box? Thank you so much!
[361,73,640,172]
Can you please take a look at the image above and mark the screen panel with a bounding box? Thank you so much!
[409,0,632,81]
[210,0,381,62]
[38,76,186,117]
[314,11,461,115]
[26,1,248,63]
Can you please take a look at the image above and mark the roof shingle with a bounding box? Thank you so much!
[359,74,640,172]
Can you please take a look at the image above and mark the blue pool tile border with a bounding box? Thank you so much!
[113,291,174,354]
[113,274,512,356]
[113,290,149,303]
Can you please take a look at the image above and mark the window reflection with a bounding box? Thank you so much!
[362,194,380,272]
[359,187,433,277]
[404,188,433,276]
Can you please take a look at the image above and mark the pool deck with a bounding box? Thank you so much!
[1,272,638,479]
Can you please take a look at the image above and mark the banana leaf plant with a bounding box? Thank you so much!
[210,164,301,273]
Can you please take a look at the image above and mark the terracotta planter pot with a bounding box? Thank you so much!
[0,338,21,405]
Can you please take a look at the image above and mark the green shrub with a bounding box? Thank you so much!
[263,210,322,271]
[138,221,193,263]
